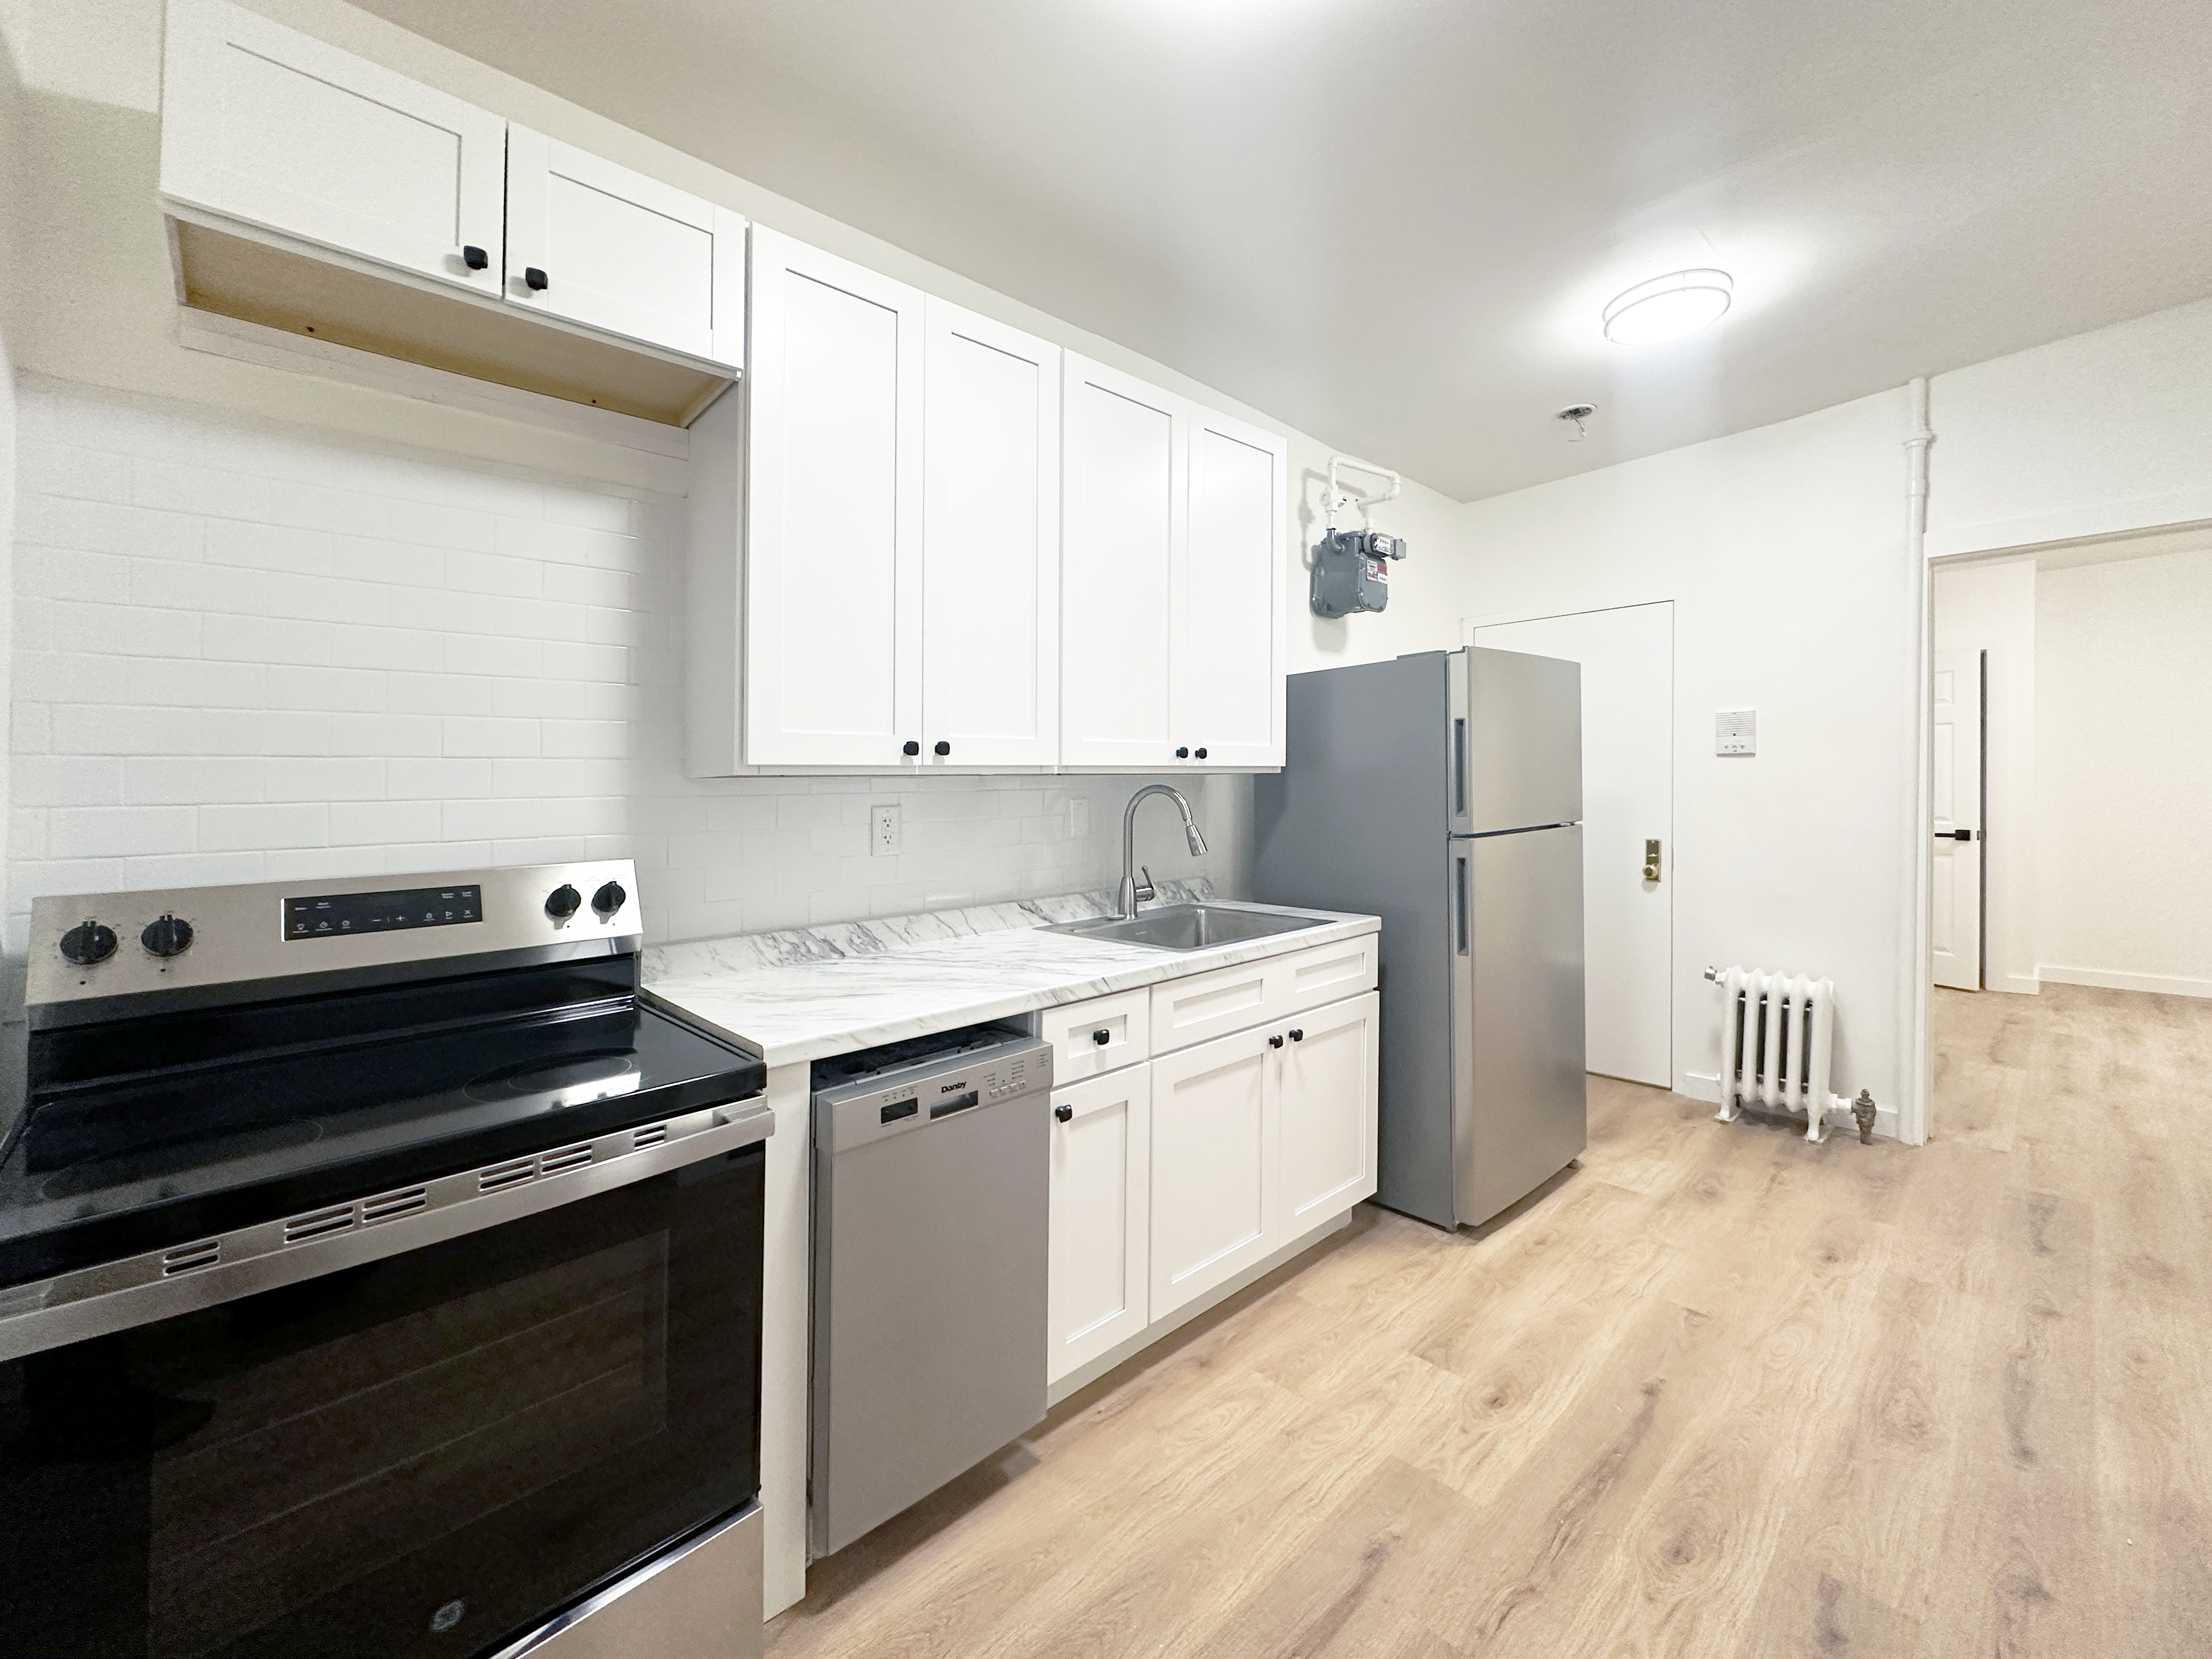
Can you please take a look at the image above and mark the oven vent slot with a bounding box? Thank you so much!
[537,1144,595,1177]
[283,1204,358,1245]
[162,1239,221,1276]
[361,1188,429,1225]
[631,1123,668,1149]
[478,1158,538,1194]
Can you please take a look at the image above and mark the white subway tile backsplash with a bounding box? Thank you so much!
[11,385,1243,941]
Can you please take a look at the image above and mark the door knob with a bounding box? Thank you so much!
[1194,747,1208,760]
[1267,1034,1285,1049]
[461,244,488,270]
[934,740,951,756]
[1092,1029,1111,1045]
[1288,1028,1304,1042]
[524,266,549,291]
[1175,747,1189,759]
[1054,1103,1073,1123]
[1643,838,1662,882]
[902,740,920,756]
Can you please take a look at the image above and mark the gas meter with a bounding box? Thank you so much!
[1311,528,1408,618]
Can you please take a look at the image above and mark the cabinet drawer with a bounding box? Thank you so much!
[1149,955,1274,1054]
[1149,931,1379,1055]
[1040,989,1151,1082]
[1267,933,1379,1018]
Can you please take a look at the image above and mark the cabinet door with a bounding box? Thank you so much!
[1061,356,1185,768]
[1176,410,1287,768]
[1279,991,1380,1241]
[505,127,743,370]
[1149,1027,1278,1318]
[745,228,924,767]
[160,0,504,298]
[922,301,1061,766]
[1048,1068,1152,1384]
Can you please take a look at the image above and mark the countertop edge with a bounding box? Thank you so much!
[646,905,1381,1071]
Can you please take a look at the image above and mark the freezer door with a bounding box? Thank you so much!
[1462,647,1583,832]
[1453,825,1588,1226]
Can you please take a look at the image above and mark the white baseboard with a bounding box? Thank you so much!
[2039,964,2212,1000]
[1988,973,2041,995]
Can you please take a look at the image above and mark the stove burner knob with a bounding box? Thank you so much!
[591,881,627,918]
[140,914,194,958]
[544,884,582,920]
[59,920,118,966]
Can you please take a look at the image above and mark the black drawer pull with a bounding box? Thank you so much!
[1092,1028,1111,1045]
[1054,1104,1074,1123]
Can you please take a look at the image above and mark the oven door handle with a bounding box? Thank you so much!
[0,1099,775,1365]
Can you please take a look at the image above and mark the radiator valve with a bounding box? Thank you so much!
[1851,1089,1877,1144]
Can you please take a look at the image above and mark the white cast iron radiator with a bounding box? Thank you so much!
[1709,966,1864,1143]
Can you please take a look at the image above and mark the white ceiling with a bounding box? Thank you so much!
[352,0,2212,501]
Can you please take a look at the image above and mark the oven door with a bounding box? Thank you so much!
[0,1140,763,1659]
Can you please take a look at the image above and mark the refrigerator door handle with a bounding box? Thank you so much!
[1453,717,1468,819]
[1455,849,1470,956]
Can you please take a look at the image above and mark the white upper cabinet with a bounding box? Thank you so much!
[161,0,505,298]
[504,128,744,370]
[1060,357,1187,768]
[744,229,925,769]
[920,301,1061,767]
[1179,411,1287,768]
[1061,357,1284,771]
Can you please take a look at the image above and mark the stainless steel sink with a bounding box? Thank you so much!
[1042,904,1334,951]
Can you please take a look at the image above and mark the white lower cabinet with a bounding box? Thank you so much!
[1148,1024,1280,1320]
[1046,1068,1152,1385]
[1279,991,1381,1241]
[1045,957,1381,1384]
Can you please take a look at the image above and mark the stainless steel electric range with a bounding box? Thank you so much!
[0,861,772,1659]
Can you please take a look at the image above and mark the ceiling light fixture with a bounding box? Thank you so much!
[1602,269,1733,345]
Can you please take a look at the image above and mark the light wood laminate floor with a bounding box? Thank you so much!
[767,983,2212,1658]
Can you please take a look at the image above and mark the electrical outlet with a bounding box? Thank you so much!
[1069,798,1091,838]
[870,803,902,856]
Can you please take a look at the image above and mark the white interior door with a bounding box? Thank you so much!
[504,127,743,369]
[1472,602,1673,1088]
[744,228,924,768]
[1931,647,1985,990]
[160,0,505,298]
[1061,356,1185,768]
[921,300,1061,766]
[1175,411,1286,768]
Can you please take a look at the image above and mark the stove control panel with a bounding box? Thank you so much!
[28,860,641,1015]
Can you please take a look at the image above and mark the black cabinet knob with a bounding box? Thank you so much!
[59,920,117,966]
[934,740,951,756]
[591,881,627,917]
[461,244,489,270]
[545,884,582,920]
[140,914,195,958]
[1288,1028,1304,1043]
[1267,1033,1285,1049]
[1195,747,1209,760]
[1054,1104,1074,1123]
[1175,746,1189,759]
[524,266,549,291]
[1092,1028,1111,1046]
[902,740,920,756]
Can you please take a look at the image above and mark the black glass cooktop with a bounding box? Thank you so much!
[0,958,764,1288]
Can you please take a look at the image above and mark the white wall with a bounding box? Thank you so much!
[2033,536,2212,997]
[1928,296,2212,558]
[1456,390,1917,1121]
[6,381,1249,952]
[1930,556,2036,994]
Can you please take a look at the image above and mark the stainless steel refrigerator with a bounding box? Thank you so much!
[1252,648,1587,1229]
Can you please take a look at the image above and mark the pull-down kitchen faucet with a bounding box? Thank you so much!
[1119,785,1207,918]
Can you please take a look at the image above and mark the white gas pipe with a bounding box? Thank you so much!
[1325,454,1401,533]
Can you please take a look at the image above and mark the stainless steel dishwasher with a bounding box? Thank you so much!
[809,1024,1052,1557]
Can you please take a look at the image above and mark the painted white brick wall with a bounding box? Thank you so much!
[7,381,1244,952]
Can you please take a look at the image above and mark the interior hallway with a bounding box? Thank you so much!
[767,983,2212,1658]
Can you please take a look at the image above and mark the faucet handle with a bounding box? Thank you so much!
[1136,865,1156,904]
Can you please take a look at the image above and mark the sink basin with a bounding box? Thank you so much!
[1042,904,1334,951]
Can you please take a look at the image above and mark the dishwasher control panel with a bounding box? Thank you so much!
[811,1028,1052,1154]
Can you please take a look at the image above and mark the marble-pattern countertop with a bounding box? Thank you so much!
[642,881,1381,1069]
